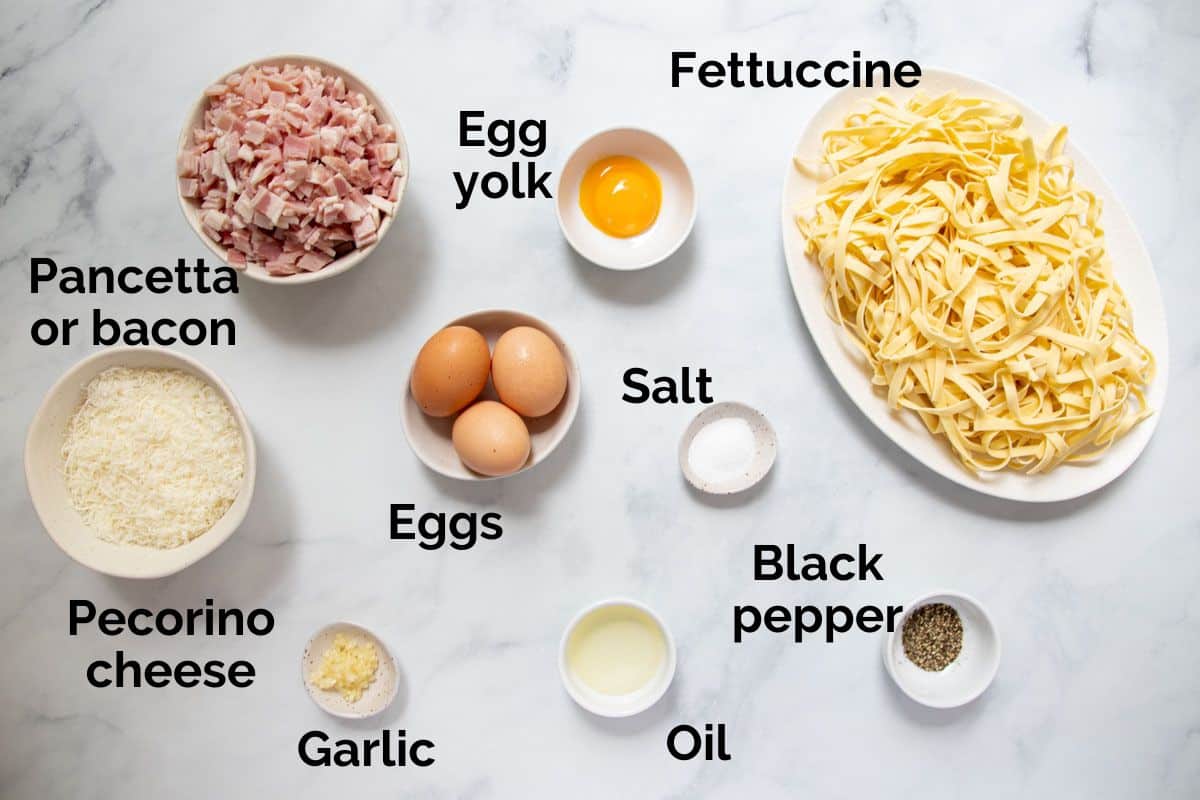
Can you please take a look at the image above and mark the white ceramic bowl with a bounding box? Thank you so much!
[177,54,409,285]
[402,309,581,481]
[679,402,777,494]
[24,346,256,579]
[559,598,677,718]
[556,127,695,270]
[301,621,400,719]
[884,590,1000,709]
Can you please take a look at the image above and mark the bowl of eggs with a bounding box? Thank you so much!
[402,310,580,479]
[556,127,696,270]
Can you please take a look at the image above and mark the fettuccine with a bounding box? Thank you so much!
[795,92,1154,473]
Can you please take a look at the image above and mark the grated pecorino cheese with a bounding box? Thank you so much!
[61,367,245,549]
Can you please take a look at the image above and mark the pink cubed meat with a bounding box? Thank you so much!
[181,61,402,274]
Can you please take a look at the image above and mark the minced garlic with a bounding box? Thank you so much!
[310,634,379,702]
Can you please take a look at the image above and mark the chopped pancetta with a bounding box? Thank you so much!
[179,62,402,274]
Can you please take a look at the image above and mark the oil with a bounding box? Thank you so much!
[565,603,666,695]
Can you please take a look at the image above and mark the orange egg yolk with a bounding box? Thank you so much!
[578,156,662,238]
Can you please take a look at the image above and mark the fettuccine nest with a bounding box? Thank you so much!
[796,92,1154,473]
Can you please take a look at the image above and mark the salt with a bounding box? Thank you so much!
[687,416,756,484]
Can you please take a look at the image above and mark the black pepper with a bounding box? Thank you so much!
[901,603,963,671]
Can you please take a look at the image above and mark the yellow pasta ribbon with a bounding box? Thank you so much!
[795,92,1155,474]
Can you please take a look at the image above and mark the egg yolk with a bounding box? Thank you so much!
[579,156,662,238]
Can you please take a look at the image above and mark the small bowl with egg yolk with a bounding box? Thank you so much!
[556,127,696,270]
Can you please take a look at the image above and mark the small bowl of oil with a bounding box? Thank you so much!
[556,127,696,271]
[558,597,677,717]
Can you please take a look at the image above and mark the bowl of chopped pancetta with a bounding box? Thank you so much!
[177,54,408,284]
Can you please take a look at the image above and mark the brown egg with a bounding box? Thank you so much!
[410,326,491,417]
[491,326,568,417]
[452,401,531,476]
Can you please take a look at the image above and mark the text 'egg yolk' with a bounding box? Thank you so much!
[579,156,662,238]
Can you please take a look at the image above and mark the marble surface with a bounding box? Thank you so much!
[1,0,1198,797]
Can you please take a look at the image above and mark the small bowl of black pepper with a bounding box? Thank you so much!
[884,591,1000,709]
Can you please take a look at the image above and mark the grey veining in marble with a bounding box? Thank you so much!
[1,0,1198,797]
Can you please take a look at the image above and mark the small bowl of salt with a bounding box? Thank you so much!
[678,402,777,495]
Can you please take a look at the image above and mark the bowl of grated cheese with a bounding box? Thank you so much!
[24,346,256,579]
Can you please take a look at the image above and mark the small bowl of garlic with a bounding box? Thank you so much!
[301,621,399,719]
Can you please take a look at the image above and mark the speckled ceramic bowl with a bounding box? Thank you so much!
[678,402,777,494]
[302,621,400,719]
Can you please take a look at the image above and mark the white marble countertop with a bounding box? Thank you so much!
[1,0,1198,797]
